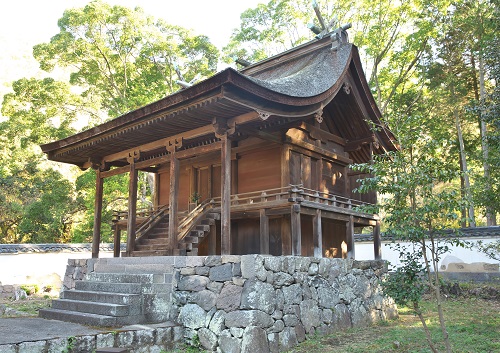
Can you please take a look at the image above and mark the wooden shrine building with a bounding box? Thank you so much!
[41,30,398,259]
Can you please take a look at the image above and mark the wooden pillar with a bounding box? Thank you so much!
[313,209,322,258]
[221,133,231,255]
[113,228,121,258]
[281,216,291,255]
[260,209,269,254]
[291,204,301,255]
[168,152,180,255]
[92,169,104,258]
[373,220,382,260]
[346,215,355,259]
[126,161,138,256]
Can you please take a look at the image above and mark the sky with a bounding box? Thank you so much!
[0,0,263,111]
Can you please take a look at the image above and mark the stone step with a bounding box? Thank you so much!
[130,250,170,257]
[187,248,199,256]
[86,273,156,284]
[39,308,118,327]
[206,213,220,220]
[75,281,143,294]
[93,263,174,274]
[61,290,141,306]
[51,298,134,316]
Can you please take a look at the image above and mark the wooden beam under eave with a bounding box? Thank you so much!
[344,135,376,152]
[101,111,260,165]
[102,124,215,164]
[285,136,352,165]
[238,126,282,144]
[92,169,104,258]
[299,122,347,146]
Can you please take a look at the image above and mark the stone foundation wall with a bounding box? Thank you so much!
[170,255,397,352]
[48,255,397,352]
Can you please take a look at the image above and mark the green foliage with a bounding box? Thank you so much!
[33,0,219,118]
[0,161,76,243]
[477,240,500,261]
[0,1,219,244]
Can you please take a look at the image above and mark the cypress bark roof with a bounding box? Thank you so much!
[41,35,398,168]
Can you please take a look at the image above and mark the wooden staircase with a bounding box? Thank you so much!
[128,204,220,257]
[176,211,220,256]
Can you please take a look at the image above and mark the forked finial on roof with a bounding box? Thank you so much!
[309,1,352,50]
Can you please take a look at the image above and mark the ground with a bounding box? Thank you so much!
[1,282,499,353]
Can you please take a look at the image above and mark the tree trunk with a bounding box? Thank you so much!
[479,52,496,225]
[453,84,476,227]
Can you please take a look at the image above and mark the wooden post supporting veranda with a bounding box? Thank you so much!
[373,220,382,260]
[291,204,301,255]
[92,169,104,258]
[126,160,139,256]
[313,209,322,258]
[168,151,180,254]
[220,133,231,255]
[260,209,269,254]
[346,215,355,259]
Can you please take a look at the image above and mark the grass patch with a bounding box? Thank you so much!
[0,297,52,316]
[290,297,500,353]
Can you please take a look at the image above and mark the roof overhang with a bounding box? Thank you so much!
[41,35,398,169]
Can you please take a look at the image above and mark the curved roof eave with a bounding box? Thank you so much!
[41,36,398,161]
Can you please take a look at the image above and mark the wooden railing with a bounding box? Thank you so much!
[112,205,168,222]
[177,199,217,242]
[289,185,374,210]
[135,204,169,241]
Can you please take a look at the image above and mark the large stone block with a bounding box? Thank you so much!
[273,272,294,287]
[209,263,233,282]
[317,285,340,309]
[177,275,209,291]
[241,280,276,314]
[219,334,241,353]
[241,326,269,353]
[199,328,218,351]
[282,283,302,304]
[190,289,217,311]
[225,310,273,328]
[279,326,298,351]
[299,299,321,333]
[178,303,206,329]
[209,310,227,335]
[217,283,243,312]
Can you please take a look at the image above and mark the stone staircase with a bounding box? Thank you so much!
[39,257,175,326]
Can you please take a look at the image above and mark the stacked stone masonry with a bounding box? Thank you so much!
[172,255,397,352]
[0,324,183,353]
[14,255,397,352]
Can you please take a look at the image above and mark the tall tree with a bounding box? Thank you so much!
[1,1,220,244]
[33,0,219,118]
